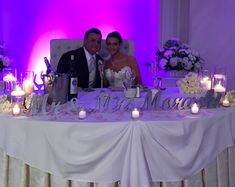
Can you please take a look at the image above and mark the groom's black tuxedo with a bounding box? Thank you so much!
[57,47,102,88]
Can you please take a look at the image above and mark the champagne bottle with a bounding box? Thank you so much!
[44,57,55,75]
[68,55,78,100]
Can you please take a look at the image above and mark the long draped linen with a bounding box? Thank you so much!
[0,108,235,187]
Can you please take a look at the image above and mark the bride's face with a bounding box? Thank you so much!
[106,37,121,56]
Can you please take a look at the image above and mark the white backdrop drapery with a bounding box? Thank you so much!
[159,0,235,90]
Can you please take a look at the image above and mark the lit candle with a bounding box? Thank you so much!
[78,109,87,119]
[213,81,226,93]
[23,80,34,95]
[11,85,25,97]
[3,74,17,82]
[222,98,230,107]
[12,104,21,115]
[132,108,140,119]
[191,103,199,114]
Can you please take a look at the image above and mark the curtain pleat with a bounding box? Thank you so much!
[0,144,235,187]
[217,149,229,187]
[228,141,235,187]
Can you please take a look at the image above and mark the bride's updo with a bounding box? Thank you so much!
[106,31,123,44]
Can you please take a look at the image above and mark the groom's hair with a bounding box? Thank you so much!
[84,28,102,39]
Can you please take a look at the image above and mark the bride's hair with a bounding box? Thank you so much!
[106,31,123,44]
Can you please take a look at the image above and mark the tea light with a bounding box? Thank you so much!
[12,104,21,116]
[132,108,140,119]
[23,80,34,95]
[11,85,25,97]
[213,81,226,93]
[222,98,230,107]
[191,103,199,114]
[78,109,87,119]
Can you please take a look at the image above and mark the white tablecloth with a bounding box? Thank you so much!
[0,107,235,187]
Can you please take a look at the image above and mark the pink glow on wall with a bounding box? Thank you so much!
[28,30,67,75]
[2,0,159,86]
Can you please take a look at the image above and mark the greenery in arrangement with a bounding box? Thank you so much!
[156,38,204,72]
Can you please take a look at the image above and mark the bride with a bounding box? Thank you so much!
[104,31,142,88]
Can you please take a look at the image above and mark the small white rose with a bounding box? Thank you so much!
[164,50,173,58]
[183,61,193,70]
[158,58,168,69]
[169,57,178,67]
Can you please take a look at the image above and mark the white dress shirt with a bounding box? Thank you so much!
[84,47,96,87]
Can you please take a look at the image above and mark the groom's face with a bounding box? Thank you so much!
[84,33,101,55]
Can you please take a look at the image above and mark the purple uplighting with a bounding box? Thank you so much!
[2,0,159,85]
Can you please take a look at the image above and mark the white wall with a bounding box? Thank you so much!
[159,0,189,46]
[159,0,235,90]
[189,0,235,90]
[0,1,3,45]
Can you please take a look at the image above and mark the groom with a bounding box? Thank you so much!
[57,28,103,88]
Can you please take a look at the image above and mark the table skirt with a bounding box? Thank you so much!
[0,141,235,187]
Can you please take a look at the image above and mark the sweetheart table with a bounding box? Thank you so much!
[0,103,235,187]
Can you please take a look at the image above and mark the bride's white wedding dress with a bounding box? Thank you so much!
[105,66,132,87]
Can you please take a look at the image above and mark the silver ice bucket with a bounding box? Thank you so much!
[43,73,69,104]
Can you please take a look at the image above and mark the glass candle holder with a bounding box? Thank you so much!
[213,74,226,93]
[199,70,212,92]
[11,84,25,103]
[3,68,17,95]
[222,97,230,107]
[12,103,21,116]
[21,71,34,96]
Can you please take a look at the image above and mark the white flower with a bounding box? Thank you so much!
[226,90,235,106]
[164,50,174,58]
[169,57,178,67]
[158,58,168,69]
[2,56,10,66]
[156,38,203,72]
[183,61,193,70]
[194,62,201,69]
[182,57,189,63]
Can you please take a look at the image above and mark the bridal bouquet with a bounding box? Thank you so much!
[156,38,203,72]
[0,44,11,72]
[177,72,200,95]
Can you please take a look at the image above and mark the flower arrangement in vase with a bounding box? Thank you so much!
[0,43,11,72]
[156,38,204,74]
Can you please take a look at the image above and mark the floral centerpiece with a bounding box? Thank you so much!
[225,90,235,107]
[156,38,203,73]
[0,44,11,72]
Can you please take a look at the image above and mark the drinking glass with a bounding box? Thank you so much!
[21,71,34,96]
[2,67,17,95]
